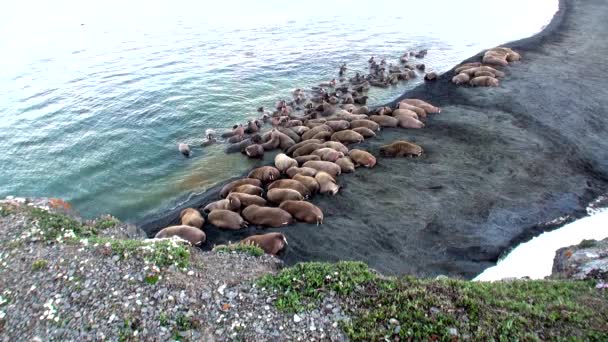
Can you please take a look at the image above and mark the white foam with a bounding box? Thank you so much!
[474,208,608,281]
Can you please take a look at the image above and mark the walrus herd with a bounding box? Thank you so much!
[451,46,521,87]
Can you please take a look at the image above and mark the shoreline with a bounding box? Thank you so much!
[139,0,608,279]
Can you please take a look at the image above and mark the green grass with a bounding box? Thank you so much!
[0,204,14,217]
[90,237,190,269]
[578,239,598,249]
[31,258,49,271]
[158,312,169,327]
[261,262,608,340]
[213,243,264,257]
[92,215,120,231]
[26,207,97,241]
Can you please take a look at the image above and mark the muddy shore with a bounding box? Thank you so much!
[140,0,608,279]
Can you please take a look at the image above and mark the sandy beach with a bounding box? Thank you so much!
[140,0,608,279]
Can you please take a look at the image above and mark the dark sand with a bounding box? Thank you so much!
[140,0,608,279]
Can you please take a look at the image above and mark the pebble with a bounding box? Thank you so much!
[293,314,302,323]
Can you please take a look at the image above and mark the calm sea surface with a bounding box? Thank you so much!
[0,0,557,221]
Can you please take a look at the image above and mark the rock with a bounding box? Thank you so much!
[293,314,302,323]
[389,318,399,326]
[448,327,458,336]
[551,238,608,281]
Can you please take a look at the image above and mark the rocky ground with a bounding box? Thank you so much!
[552,237,608,283]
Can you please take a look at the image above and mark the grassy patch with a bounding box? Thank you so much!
[0,204,14,217]
[31,258,49,271]
[158,312,169,327]
[578,239,598,249]
[213,243,264,257]
[262,262,608,340]
[92,215,120,231]
[25,207,96,242]
[90,237,190,269]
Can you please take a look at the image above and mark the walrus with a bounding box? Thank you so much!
[241,205,293,228]
[311,131,333,141]
[380,140,424,157]
[349,149,376,168]
[230,184,264,196]
[416,63,425,71]
[286,166,317,178]
[351,106,369,115]
[292,143,324,158]
[315,171,340,195]
[394,114,425,128]
[279,200,323,225]
[155,225,206,246]
[245,120,261,134]
[292,174,319,194]
[290,126,310,136]
[295,155,321,165]
[489,47,521,62]
[454,62,481,73]
[301,125,332,141]
[261,131,280,151]
[469,76,500,87]
[226,192,266,208]
[275,153,298,173]
[286,120,303,128]
[228,134,244,144]
[277,127,301,144]
[451,73,471,85]
[330,130,364,144]
[369,115,399,128]
[322,141,349,155]
[245,144,264,159]
[220,178,262,198]
[400,99,441,114]
[350,119,380,132]
[397,102,426,119]
[286,139,323,155]
[202,196,241,213]
[424,72,437,81]
[325,120,350,131]
[341,104,357,112]
[392,108,419,120]
[353,95,368,105]
[225,134,261,154]
[312,148,344,162]
[178,143,191,157]
[248,166,281,183]
[239,232,288,255]
[268,179,311,198]
[267,188,304,204]
[208,210,248,230]
[180,208,204,229]
[460,66,505,78]
[302,160,342,177]
[335,156,355,173]
[351,127,376,138]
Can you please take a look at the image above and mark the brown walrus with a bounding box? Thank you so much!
[230,184,264,196]
[352,127,376,138]
[292,143,324,158]
[155,225,206,246]
[330,130,364,144]
[400,99,441,114]
[315,171,340,195]
[335,156,355,173]
[275,153,298,173]
[349,149,376,168]
[474,70,496,78]
[286,139,323,155]
[295,155,321,165]
[241,205,293,228]
[208,210,248,230]
[268,179,311,198]
[451,73,470,85]
[350,119,380,132]
[424,72,437,81]
[227,192,267,208]
[261,131,280,150]
[460,66,505,78]
[180,208,204,229]
[454,62,481,73]
[301,125,333,140]
[178,143,191,157]
[325,120,350,131]
[202,196,241,213]
[290,126,310,136]
[277,126,300,144]
[286,166,318,178]
[302,160,342,178]
[245,144,264,159]
[248,166,281,183]
[286,120,303,128]
[392,108,419,120]
[312,147,344,162]
[239,232,288,255]
[469,76,500,87]
[322,141,349,154]
[394,114,425,129]
[311,131,333,141]
[279,200,323,225]
[291,174,319,194]
[397,102,426,119]
[351,106,369,115]
[267,188,304,204]
[274,129,296,150]
[220,178,262,198]
[369,115,399,128]
[490,47,521,62]
[380,140,424,157]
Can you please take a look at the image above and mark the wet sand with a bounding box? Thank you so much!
[140,0,608,279]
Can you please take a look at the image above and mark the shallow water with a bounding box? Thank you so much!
[0,0,557,221]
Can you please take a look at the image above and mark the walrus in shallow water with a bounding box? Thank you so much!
[469,76,500,87]
[227,192,266,208]
[241,205,293,228]
[369,115,399,128]
[268,179,311,198]
[424,72,438,81]
[245,144,264,159]
[286,166,317,178]
[331,130,364,144]
[275,153,298,173]
[302,160,342,178]
[239,232,287,255]
[380,140,424,157]
[248,166,281,183]
[220,178,262,198]
[208,210,248,230]
[291,174,319,194]
[180,208,204,229]
[349,149,376,168]
[315,171,340,195]
[335,156,355,173]
[202,196,241,213]
[178,143,191,157]
[350,119,380,132]
[451,73,471,85]
[267,188,304,204]
[155,225,206,246]
[351,127,376,138]
[279,200,323,225]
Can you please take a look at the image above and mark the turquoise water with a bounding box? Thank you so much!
[0,0,557,222]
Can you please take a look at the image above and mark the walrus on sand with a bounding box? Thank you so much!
[208,210,248,230]
[397,102,426,119]
[279,200,323,225]
[352,127,376,138]
[302,160,342,178]
[301,125,333,141]
[275,153,298,173]
[286,139,324,155]
[369,115,399,128]
[349,149,376,168]
[312,131,332,141]
[292,143,325,158]
[392,108,419,120]
[291,174,319,194]
[267,188,304,204]
[180,208,204,229]
[239,232,288,255]
[335,156,355,173]
[227,192,267,208]
[330,130,364,144]
[400,99,441,114]
[469,76,500,87]
[350,119,380,132]
[248,166,280,183]
[290,126,310,136]
[394,114,425,129]
[295,155,321,165]
[241,205,293,228]
[230,184,264,196]
[315,171,340,195]
[220,178,262,198]
[202,196,241,213]
[454,62,481,73]
[380,140,424,157]
[312,147,344,162]
[322,141,349,154]
[451,73,471,85]
[155,225,206,246]
[286,166,317,178]
[268,179,311,198]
